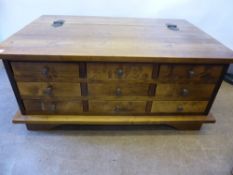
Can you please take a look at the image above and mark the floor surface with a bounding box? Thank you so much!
[0,64,233,175]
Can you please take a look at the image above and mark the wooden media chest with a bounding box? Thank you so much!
[1,15,233,130]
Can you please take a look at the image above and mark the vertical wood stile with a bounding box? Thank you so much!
[79,62,89,112]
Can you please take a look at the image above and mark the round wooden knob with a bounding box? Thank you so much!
[44,85,53,96]
[40,102,56,112]
[42,67,49,77]
[188,69,195,78]
[41,102,46,111]
[115,87,122,96]
[116,68,124,77]
[50,103,56,112]
[181,88,189,96]
[177,105,184,112]
[114,105,121,112]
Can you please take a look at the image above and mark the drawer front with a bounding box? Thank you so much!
[151,101,208,113]
[156,84,215,100]
[11,62,80,82]
[159,64,223,83]
[17,82,81,98]
[88,83,152,96]
[23,99,83,114]
[89,100,146,113]
[87,63,155,81]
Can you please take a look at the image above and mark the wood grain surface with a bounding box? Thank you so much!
[17,82,81,98]
[88,83,150,96]
[158,64,223,83]
[1,15,233,63]
[87,63,154,81]
[13,110,216,125]
[88,100,147,113]
[2,15,231,130]
[151,101,208,113]
[23,99,83,114]
[11,61,80,82]
[155,84,215,100]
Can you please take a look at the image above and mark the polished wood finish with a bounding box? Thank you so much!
[17,82,81,98]
[151,101,208,113]
[3,60,26,114]
[205,64,229,114]
[1,16,233,63]
[13,110,215,124]
[155,84,215,100]
[12,62,80,82]
[23,99,83,114]
[13,111,215,130]
[87,63,154,81]
[158,64,223,83]
[88,83,150,96]
[88,100,147,113]
[2,16,233,130]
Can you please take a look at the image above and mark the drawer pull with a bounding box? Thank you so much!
[115,87,122,96]
[50,103,56,111]
[181,88,189,96]
[42,67,49,77]
[188,70,195,78]
[177,105,184,112]
[116,68,124,77]
[44,85,53,96]
[114,105,121,112]
[41,102,56,112]
[41,102,45,111]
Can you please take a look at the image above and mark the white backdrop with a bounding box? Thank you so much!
[0,0,233,71]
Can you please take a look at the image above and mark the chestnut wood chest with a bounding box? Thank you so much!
[1,15,233,130]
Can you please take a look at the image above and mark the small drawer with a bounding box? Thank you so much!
[156,84,215,100]
[88,100,146,113]
[88,83,153,96]
[151,101,208,113]
[23,99,83,114]
[159,64,223,83]
[11,62,80,82]
[87,63,156,81]
[17,82,81,98]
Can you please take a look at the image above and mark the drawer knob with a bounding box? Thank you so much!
[116,68,124,77]
[188,70,195,78]
[50,103,56,112]
[41,102,46,111]
[41,102,56,112]
[181,88,189,96]
[114,105,121,112]
[177,105,184,112]
[44,85,53,96]
[115,87,122,96]
[42,67,49,77]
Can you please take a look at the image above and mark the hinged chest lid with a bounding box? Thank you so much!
[1,15,233,63]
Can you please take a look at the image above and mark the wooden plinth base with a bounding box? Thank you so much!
[13,111,215,131]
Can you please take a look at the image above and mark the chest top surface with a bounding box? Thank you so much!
[1,15,233,63]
